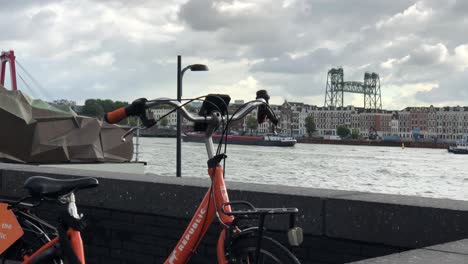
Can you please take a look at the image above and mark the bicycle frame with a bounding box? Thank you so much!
[165,165,233,264]
[136,98,277,264]
[108,96,300,263]
[22,229,85,264]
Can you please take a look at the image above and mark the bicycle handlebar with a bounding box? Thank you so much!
[105,91,278,128]
[144,98,269,123]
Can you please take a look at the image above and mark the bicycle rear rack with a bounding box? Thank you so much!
[221,201,303,247]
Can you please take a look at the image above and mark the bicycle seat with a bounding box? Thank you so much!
[24,176,99,199]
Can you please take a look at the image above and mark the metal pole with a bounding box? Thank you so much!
[8,51,17,91]
[176,55,182,177]
[135,118,140,162]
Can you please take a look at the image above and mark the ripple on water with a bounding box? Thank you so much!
[139,137,468,201]
[376,168,391,175]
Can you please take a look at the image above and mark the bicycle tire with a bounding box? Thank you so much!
[229,236,301,264]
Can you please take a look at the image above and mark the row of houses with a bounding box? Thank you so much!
[151,101,468,142]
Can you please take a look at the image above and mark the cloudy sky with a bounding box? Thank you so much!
[1,0,467,110]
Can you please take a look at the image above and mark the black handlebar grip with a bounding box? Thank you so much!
[256,90,270,102]
[256,90,278,125]
[125,98,148,116]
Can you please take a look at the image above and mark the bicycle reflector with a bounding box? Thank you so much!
[287,227,303,246]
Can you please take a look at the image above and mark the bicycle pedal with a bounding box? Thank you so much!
[287,227,303,246]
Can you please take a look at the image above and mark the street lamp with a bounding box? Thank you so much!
[181,64,209,76]
[177,56,209,177]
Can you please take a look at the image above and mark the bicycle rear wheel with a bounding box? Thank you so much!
[229,236,301,264]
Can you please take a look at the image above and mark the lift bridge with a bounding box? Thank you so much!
[324,67,382,111]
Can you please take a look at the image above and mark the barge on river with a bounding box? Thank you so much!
[448,141,468,154]
[182,133,296,147]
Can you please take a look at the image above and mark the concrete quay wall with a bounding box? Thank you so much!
[0,163,467,264]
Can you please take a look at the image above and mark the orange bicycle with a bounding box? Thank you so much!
[105,90,303,263]
[0,177,98,264]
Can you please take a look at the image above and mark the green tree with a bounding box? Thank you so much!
[305,115,316,137]
[336,126,351,139]
[159,117,169,127]
[99,99,115,113]
[351,129,360,139]
[80,99,131,123]
[184,104,196,113]
[81,99,104,118]
[246,115,258,134]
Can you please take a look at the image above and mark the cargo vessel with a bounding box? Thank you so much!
[183,133,296,147]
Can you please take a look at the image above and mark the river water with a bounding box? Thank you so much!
[137,137,468,201]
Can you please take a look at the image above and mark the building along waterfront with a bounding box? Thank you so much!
[246,102,468,143]
[144,100,468,143]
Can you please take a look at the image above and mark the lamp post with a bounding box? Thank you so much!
[177,55,208,177]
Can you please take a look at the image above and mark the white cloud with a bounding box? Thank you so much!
[92,82,110,91]
[214,1,257,15]
[376,1,432,30]
[89,52,115,67]
[381,55,410,69]
[454,44,468,71]
[382,82,438,110]
[409,43,448,65]
[208,75,262,102]
[282,0,296,8]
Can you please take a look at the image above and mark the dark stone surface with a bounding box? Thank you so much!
[325,196,468,248]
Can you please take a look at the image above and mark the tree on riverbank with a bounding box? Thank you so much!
[246,115,258,134]
[80,99,138,125]
[305,115,316,137]
[81,99,104,118]
[351,128,360,139]
[337,126,351,138]
[159,117,168,127]
[81,99,128,118]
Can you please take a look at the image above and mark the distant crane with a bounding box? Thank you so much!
[324,67,382,111]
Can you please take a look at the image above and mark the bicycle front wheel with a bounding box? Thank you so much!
[229,236,301,264]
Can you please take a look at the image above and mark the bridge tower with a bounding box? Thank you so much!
[0,50,17,90]
[324,68,344,108]
[324,67,382,111]
[363,72,382,110]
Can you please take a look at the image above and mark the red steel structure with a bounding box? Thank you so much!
[0,50,18,90]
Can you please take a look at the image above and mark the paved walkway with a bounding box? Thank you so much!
[352,239,468,263]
